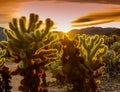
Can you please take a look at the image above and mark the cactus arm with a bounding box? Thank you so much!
[90,38,104,61]
[0,48,6,70]
[19,17,27,32]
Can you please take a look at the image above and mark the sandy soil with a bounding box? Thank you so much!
[7,61,120,92]
[7,61,64,92]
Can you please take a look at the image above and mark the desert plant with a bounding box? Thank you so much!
[103,50,120,78]
[77,34,108,92]
[60,35,89,92]
[111,41,120,53]
[102,34,119,48]
[60,34,108,92]
[45,40,64,86]
[103,41,120,78]
[0,47,12,92]
[0,13,57,92]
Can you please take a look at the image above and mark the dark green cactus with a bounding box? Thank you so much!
[111,41,120,53]
[103,40,120,78]
[103,50,118,78]
[0,13,57,92]
[102,34,120,48]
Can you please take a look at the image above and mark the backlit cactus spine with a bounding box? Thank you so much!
[77,34,108,92]
[78,34,108,70]
[49,33,108,92]
[0,47,12,92]
[0,48,6,70]
[1,13,57,92]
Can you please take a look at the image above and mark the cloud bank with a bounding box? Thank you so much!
[0,0,120,28]
[71,9,120,27]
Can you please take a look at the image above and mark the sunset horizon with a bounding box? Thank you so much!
[1,1,120,92]
[1,0,120,32]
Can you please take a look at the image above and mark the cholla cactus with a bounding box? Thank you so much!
[103,41,120,78]
[78,34,108,71]
[103,50,119,78]
[111,41,120,53]
[77,34,108,92]
[1,13,57,92]
[2,13,56,60]
[112,41,120,64]
[60,34,108,92]
[60,35,89,92]
[0,47,12,92]
[102,34,119,48]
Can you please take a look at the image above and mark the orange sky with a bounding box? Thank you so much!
[0,0,120,32]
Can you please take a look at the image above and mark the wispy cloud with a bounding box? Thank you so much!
[0,0,38,27]
[0,0,34,2]
[40,0,120,5]
[71,9,120,27]
[0,2,20,17]
[0,0,120,29]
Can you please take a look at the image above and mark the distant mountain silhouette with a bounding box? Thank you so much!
[68,27,120,36]
[0,27,6,41]
[0,27,120,42]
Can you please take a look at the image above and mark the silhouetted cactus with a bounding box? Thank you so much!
[1,13,57,92]
[60,35,89,92]
[0,47,12,92]
[60,34,108,92]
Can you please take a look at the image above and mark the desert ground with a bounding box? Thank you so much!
[7,60,120,92]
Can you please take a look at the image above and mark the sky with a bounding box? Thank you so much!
[1,0,120,32]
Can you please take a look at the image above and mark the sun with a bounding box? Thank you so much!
[52,21,72,33]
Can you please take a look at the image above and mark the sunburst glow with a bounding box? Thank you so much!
[53,22,72,32]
